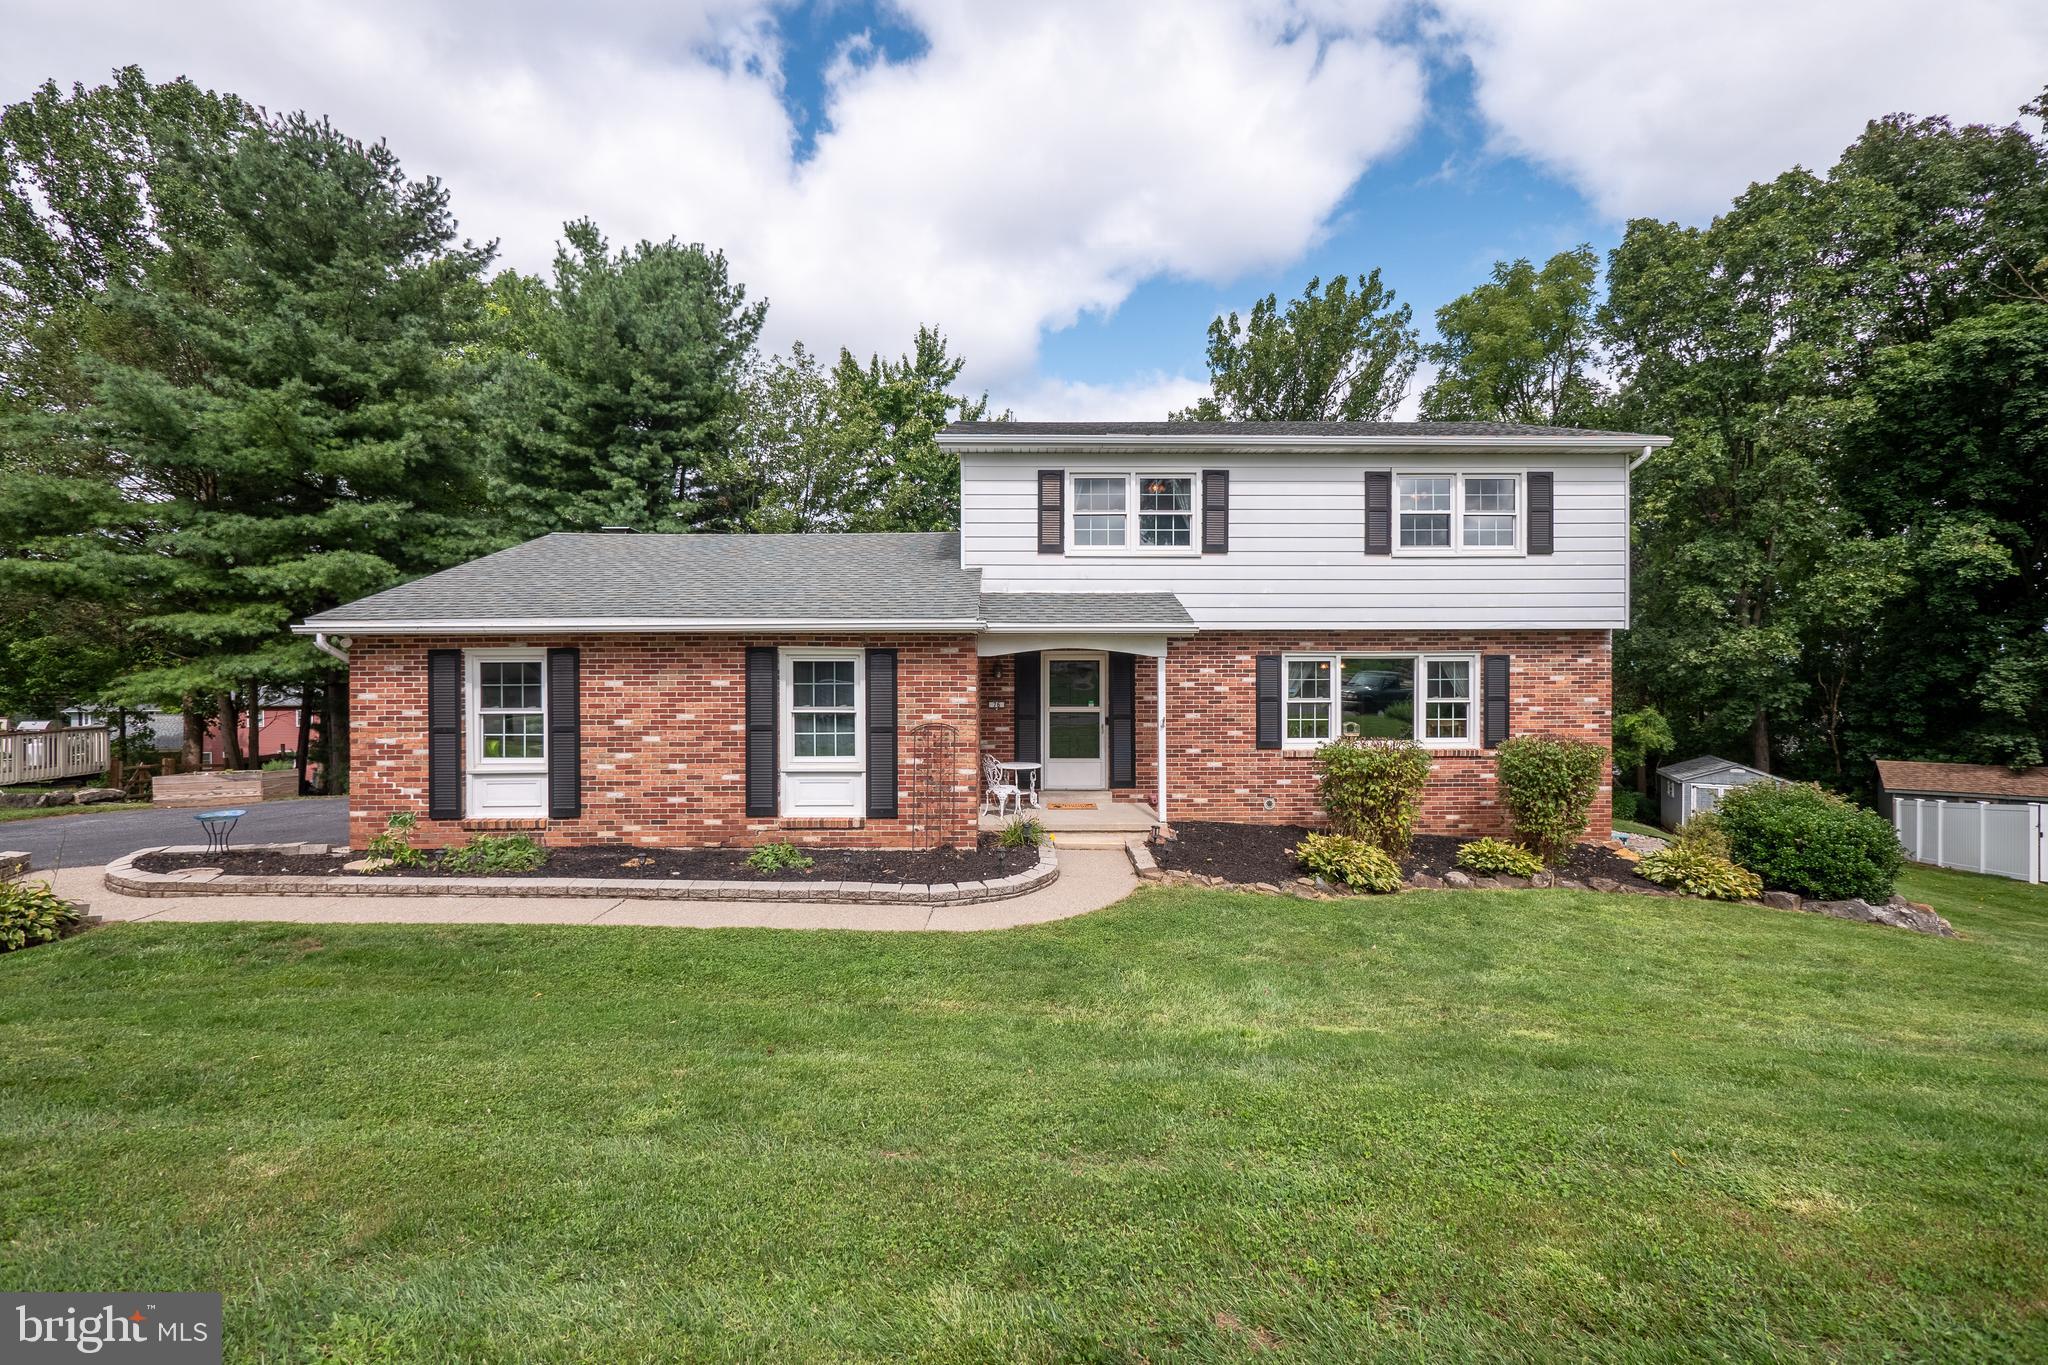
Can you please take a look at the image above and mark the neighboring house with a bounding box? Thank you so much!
[296,420,1669,851]
[1875,760,2048,817]
[197,707,304,767]
[1656,756,1781,828]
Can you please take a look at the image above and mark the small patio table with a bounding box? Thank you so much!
[995,761,1043,809]
[193,808,246,856]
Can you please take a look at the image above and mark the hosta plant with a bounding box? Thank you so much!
[1636,846,1763,901]
[1454,837,1545,878]
[1295,833,1404,894]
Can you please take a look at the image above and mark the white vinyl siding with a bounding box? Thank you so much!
[964,451,1628,629]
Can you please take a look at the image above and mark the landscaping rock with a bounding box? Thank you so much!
[1495,875,1530,890]
[1586,876,1620,893]
[0,791,38,809]
[1409,872,1444,890]
[1553,878,1586,891]
[29,790,75,807]
[1805,897,1956,938]
[74,787,128,804]
[1442,869,1474,889]
[1762,890,1802,911]
[0,851,28,879]
[1528,871,1554,888]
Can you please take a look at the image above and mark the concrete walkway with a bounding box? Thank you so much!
[40,846,1138,933]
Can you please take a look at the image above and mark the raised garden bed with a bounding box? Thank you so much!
[1149,822,1661,893]
[110,836,1057,906]
[137,835,1030,884]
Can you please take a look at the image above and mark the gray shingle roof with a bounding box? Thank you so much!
[1658,756,1770,781]
[978,592,1193,627]
[302,531,983,628]
[943,420,1667,441]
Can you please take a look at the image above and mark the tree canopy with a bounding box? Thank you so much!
[1420,246,1605,425]
[1174,270,1417,421]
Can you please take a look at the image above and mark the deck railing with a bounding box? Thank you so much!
[0,727,110,785]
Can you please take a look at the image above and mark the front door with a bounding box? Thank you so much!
[1043,652,1107,789]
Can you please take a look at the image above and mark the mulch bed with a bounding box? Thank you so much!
[1149,821,1661,892]
[134,833,1032,884]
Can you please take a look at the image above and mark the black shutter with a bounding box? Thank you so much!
[1255,654,1282,750]
[546,646,581,819]
[865,648,898,819]
[427,649,462,820]
[1013,651,1041,763]
[1201,470,1229,554]
[1483,654,1511,748]
[1108,652,1136,787]
[1527,472,1554,555]
[745,646,778,817]
[1364,470,1392,555]
[1037,470,1065,555]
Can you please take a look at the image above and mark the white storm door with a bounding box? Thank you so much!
[1043,653,1107,789]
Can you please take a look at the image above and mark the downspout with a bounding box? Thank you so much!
[312,632,350,666]
[1155,651,1168,830]
[1628,443,1656,472]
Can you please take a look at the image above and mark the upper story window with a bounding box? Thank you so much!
[470,651,546,767]
[1396,473,1522,555]
[1068,473,1197,554]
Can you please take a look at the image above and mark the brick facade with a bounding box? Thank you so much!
[348,633,981,852]
[976,630,1611,839]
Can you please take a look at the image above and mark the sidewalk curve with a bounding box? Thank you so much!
[41,847,1137,933]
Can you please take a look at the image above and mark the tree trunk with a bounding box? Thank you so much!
[1748,708,1771,773]
[218,691,243,769]
[296,687,314,795]
[180,697,205,770]
[245,682,261,768]
[318,668,348,793]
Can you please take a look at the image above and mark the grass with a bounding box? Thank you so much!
[0,800,151,823]
[1612,817,1667,838]
[2,877,2045,1361]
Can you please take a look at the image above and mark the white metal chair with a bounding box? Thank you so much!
[982,753,1022,817]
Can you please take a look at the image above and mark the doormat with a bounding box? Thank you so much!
[1048,801,1097,810]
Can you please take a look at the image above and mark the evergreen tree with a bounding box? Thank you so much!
[492,220,765,533]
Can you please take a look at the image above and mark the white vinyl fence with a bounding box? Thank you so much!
[1892,797,2045,884]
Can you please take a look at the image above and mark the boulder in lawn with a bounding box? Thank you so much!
[74,787,128,805]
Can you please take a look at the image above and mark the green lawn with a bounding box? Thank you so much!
[0,800,151,822]
[3,874,2044,1361]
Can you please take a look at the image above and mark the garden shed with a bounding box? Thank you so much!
[1657,756,1780,828]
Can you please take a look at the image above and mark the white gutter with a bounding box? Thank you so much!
[1629,442,1658,472]
[941,433,1675,453]
[311,632,350,664]
[983,622,1197,634]
[291,617,984,636]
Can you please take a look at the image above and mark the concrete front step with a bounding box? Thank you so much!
[1047,831,1137,851]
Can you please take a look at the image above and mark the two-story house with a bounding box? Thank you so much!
[298,421,1668,851]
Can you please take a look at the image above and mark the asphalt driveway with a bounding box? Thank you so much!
[3,797,347,871]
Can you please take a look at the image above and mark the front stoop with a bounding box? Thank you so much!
[105,842,1058,907]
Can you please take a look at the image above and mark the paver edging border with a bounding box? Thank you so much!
[105,842,1058,906]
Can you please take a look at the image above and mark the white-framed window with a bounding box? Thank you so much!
[1067,472,1198,554]
[1395,473,1523,555]
[1280,652,1480,749]
[782,649,863,769]
[468,649,546,768]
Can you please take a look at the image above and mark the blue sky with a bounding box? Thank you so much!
[7,0,2047,417]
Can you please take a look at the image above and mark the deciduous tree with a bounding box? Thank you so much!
[1174,270,1417,422]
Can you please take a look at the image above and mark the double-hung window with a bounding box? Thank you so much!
[788,655,859,762]
[1395,473,1522,554]
[470,651,546,766]
[1068,473,1196,553]
[1280,652,1478,748]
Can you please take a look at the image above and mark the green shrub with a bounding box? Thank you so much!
[1,879,80,952]
[441,833,548,874]
[997,817,1045,849]
[364,811,426,869]
[1314,738,1431,857]
[1671,811,1731,860]
[1454,837,1545,878]
[1636,845,1763,901]
[1496,737,1607,865]
[1714,782,1904,902]
[1295,833,1404,894]
[1610,789,1645,825]
[745,841,815,874]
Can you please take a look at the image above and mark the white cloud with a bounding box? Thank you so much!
[994,370,1211,422]
[1434,0,2048,222]
[0,0,1427,387]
